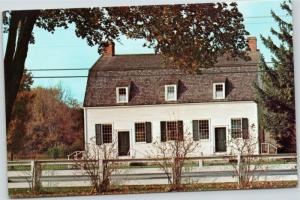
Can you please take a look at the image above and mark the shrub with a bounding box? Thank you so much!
[47,146,65,159]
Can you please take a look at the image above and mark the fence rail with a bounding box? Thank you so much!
[67,151,86,160]
[261,143,278,154]
[7,154,297,189]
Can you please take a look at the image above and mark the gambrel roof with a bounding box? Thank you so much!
[83,51,261,107]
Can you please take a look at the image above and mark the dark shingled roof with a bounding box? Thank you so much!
[84,51,261,107]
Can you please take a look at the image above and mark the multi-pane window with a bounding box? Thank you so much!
[165,85,177,101]
[213,83,225,99]
[193,120,209,141]
[199,120,209,139]
[166,121,178,140]
[135,123,146,142]
[161,121,183,142]
[102,124,112,143]
[231,119,242,139]
[116,87,128,103]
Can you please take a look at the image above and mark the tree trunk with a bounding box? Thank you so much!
[10,151,14,161]
[4,10,40,127]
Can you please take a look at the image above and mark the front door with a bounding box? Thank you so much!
[215,127,227,152]
[118,131,130,156]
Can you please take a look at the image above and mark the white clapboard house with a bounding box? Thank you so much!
[83,37,261,158]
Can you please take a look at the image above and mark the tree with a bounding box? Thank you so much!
[255,0,295,153]
[108,3,249,72]
[3,9,119,127]
[7,70,34,160]
[4,4,249,125]
[24,86,83,158]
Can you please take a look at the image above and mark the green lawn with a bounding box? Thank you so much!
[7,164,81,171]
[8,158,296,171]
[203,158,297,166]
[7,161,199,171]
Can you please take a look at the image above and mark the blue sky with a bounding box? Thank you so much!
[2,0,292,104]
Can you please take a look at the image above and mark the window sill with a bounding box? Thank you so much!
[165,99,177,102]
[231,137,249,140]
[213,98,225,100]
[135,141,147,144]
[199,139,210,142]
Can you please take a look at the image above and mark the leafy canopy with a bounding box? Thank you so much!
[4,3,249,71]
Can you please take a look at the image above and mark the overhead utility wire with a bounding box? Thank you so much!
[244,15,289,19]
[28,68,90,71]
[25,61,285,72]
[30,69,292,79]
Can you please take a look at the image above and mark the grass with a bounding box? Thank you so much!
[8,161,199,171]
[8,158,296,171]
[203,158,297,166]
[9,181,298,198]
[8,164,81,171]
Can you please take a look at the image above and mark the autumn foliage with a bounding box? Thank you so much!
[7,73,84,160]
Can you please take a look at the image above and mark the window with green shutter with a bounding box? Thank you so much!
[135,122,152,143]
[95,124,112,145]
[231,118,249,139]
[161,121,184,141]
[192,120,209,141]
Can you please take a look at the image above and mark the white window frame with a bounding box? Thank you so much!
[231,118,243,139]
[165,84,177,101]
[166,121,181,141]
[197,119,211,141]
[101,123,113,144]
[213,82,225,100]
[134,122,147,143]
[116,87,129,103]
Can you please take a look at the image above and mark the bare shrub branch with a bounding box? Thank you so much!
[150,131,199,191]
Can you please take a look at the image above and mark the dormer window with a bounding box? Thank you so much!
[116,87,129,103]
[165,84,177,101]
[213,83,225,99]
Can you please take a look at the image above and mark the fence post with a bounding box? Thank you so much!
[198,159,203,167]
[237,154,241,187]
[31,160,42,192]
[101,159,110,192]
[100,159,104,181]
[171,157,175,186]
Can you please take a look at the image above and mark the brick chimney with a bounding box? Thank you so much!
[247,36,257,52]
[102,41,115,57]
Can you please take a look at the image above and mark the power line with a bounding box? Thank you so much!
[25,61,281,72]
[30,69,294,79]
[32,75,88,79]
[244,15,289,19]
[28,68,90,71]
[245,22,277,25]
